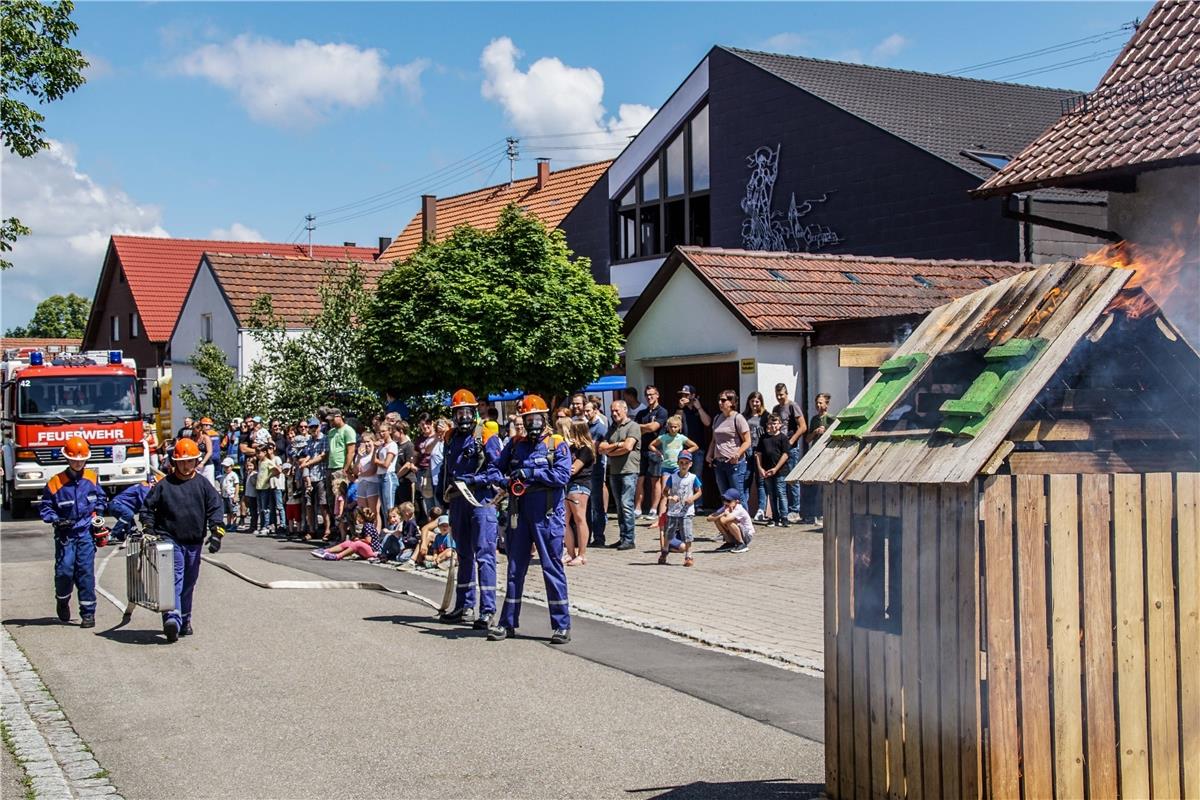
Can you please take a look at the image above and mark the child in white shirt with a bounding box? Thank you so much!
[708,487,755,554]
[658,450,703,567]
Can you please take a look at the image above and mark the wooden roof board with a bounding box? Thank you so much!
[935,267,1133,483]
[792,261,1137,485]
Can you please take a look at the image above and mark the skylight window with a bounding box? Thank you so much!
[768,268,788,282]
[842,271,863,285]
[913,275,934,288]
[962,150,1012,171]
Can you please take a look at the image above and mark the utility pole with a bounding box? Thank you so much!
[506,137,519,185]
[305,214,315,258]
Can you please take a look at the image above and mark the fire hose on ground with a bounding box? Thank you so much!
[93,537,456,621]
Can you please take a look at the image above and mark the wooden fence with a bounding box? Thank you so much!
[822,474,1198,799]
[981,472,1198,800]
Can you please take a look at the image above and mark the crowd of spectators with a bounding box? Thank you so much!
[157,383,830,569]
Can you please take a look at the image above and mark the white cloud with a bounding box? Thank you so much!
[480,37,655,162]
[209,222,263,242]
[758,33,809,55]
[177,35,428,129]
[0,141,168,329]
[871,34,910,62]
[81,52,113,81]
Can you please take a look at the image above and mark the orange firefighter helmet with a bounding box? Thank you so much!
[516,395,550,416]
[172,438,202,461]
[450,389,478,409]
[61,436,91,461]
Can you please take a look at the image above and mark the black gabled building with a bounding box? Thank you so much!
[559,45,1107,308]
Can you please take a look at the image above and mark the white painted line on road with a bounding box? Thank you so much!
[1,628,123,800]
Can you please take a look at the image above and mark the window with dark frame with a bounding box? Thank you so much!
[613,103,710,262]
[201,313,213,343]
[852,512,902,633]
[110,315,120,342]
[129,312,139,339]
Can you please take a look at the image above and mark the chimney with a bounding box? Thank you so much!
[535,158,551,191]
[378,236,392,254]
[421,194,437,242]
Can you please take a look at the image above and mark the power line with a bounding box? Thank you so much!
[522,126,643,140]
[995,47,1124,82]
[312,139,505,217]
[948,21,1136,77]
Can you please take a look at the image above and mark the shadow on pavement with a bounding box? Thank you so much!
[362,613,479,641]
[627,778,823,799]
[97,627,169,646]
[2,617,72,627]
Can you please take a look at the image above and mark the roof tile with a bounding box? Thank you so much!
[111,236,379,342]
[667,247,1027,333]
[378,160,611,265]
[979,1,1200,194]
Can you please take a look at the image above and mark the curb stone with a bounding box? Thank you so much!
[1,627,124,800]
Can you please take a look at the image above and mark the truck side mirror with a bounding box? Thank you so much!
[152,386,161,407]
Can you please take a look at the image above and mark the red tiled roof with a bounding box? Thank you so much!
[625,247,1028,334]
[1,337,81,352]
[378,160,611,264]
[977,1,1200,195]
[109,236,380,342]
[201,253,391,327]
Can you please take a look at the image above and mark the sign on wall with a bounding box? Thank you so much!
[740,358,757,374]
[740,144,842,252]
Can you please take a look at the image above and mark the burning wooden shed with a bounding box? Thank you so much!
[790,260,1198,800]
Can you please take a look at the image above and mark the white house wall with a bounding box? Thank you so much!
[612,256,667,300]
[627,266,872,412]
[169,262,237,427]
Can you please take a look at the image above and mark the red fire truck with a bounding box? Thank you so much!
[2,348,150,516]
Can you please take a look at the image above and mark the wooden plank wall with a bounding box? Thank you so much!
[978,473,1198,799]
[823,481,980,799]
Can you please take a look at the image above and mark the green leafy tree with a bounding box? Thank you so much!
[247,261,379,423]
[4,292,90,337]
[362,205,622,398]
[1,0,89,270]
[177,341,267,426]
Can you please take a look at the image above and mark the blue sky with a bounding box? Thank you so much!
[2,1,1150,328]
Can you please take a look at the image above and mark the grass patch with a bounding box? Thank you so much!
[90,768,109,780]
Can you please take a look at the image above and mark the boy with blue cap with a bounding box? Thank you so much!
[708,487,754,554]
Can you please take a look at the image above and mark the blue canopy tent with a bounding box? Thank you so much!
[583,375,627,393]
[487,390,524,402]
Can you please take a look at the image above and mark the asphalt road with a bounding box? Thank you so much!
[1,511,825,799]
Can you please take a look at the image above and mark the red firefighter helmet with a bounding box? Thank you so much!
[516,395,550,416]
[61,436,91,461]
[450,389,478,409]
[173,438,202,461]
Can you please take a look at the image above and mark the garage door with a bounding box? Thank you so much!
[653,361,739,509]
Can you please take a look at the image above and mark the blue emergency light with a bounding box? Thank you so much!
[29,351,44,366]
[108,350,122,364]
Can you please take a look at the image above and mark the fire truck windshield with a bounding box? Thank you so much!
[16,375,140,421]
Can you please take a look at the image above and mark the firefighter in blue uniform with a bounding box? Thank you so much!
[39,436,108,628]
[490,395,573,644]
[139,438,225,643]
[107,470,163,543]
[438,389,504,629]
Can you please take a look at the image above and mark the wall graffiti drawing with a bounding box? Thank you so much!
[740,144,842,252]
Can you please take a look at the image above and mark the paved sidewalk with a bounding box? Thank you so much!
[396,515,827,672]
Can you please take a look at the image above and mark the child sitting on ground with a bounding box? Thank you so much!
[374,503,420,564]
[658,450,703,567]
[312,507,378,561]
[415,512,454,569]
[708,488,755,554]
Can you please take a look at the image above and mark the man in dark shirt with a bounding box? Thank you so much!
[635,386,669,518]
[140,438,225,643]
[772,383,808,521]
